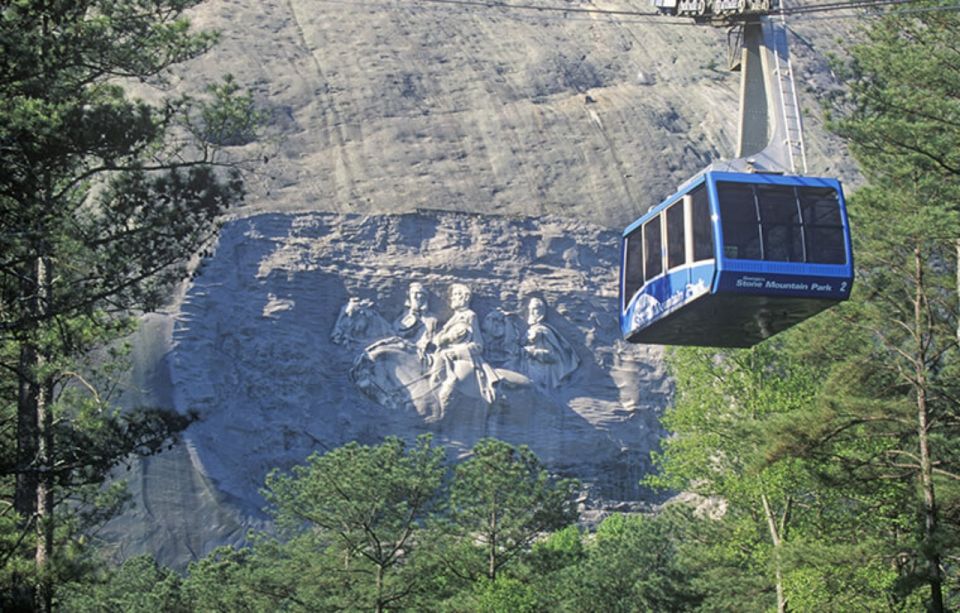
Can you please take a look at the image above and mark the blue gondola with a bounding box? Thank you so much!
[619,171,853,347]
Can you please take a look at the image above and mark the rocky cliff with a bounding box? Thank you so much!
[105,0,859,566]
[106,211,670,566]
[178,0,856,227]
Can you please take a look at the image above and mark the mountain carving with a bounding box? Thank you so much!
[106,0,858,567]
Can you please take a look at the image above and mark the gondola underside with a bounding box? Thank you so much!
[625,292,840,348]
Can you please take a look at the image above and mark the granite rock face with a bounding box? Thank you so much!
[169,0,857,228]
[102,0,860,567]
[106,210,670,567]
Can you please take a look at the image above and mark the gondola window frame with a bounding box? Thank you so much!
[716,181,847,265]
[622,227,645,312]
[643,214,663,281]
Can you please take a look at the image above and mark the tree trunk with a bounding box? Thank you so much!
[955,238,960,344]
[13,339,39,607]
[34,378,54,611]
[914,246,944,613]
[761,493,788,613]
[15,343,39,519]
[488,509,498,581]
[14,252,53,610]
[917,380,944,613]
[31,254,54,613]
[35,369,54,613]
[15,254,43,521]
[375,564,384,613]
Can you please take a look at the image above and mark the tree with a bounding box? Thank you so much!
[790,7,960,609]
[181,546,277,612]
[658,345,801,609]
[260,435,446,612]
[0,1,255,608]
[827,1,960,330]
[441,438,579,584]
[557,509,704,613]
[174,437,584,611]
[178,438,578,611]
[827,5,960,193]
[58,554,186,613]
[648,342,831,612]
[767,182,960,610]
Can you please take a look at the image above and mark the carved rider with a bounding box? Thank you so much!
[521,297,580,388]
[394,282,437,358]
[430,283,497,406]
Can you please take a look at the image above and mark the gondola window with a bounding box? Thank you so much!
[718,182,762,260]
[717,182,846,264]
[643,215,663,280]
[757,185,804,262]
[623,228,644,308]
[800,187,846,264]
[691,185,713,262]
[666,202,686,269]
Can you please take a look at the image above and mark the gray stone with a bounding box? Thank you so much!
[109,210,672,568]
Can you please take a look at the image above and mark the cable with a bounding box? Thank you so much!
[312,0,695,25]
[402,0,960,21]
[782,0,936,15]
[795,3,960,17]
[310,0,960,24]
[409,0,943,16]
[406,0,662,17]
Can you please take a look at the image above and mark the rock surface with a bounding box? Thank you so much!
[104,1,861,566]
[171,0,857,228]
[106,211,671,567]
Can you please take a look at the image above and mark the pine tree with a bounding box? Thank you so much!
[443,438,579,583]
[0,1,255,608]
[811,6,960,609]
[261,436,446,612]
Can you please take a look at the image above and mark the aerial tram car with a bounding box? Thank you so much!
[620,6,853,347]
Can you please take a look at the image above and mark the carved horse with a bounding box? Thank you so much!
[330,297,393,346]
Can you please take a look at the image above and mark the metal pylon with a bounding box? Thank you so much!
[770,12,807,173]
[730,15,806,175]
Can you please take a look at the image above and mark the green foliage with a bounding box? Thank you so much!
[261,435,446,612]
[58,555,186,612]
[444,438,579,582]
[0,0,257,607]
[191,75,262,147]
[166,438,583,612]
[649,341,821,505]
[649,338,887,609]
[558,509,704,612]
[181,546,277,612]
[828,4,960,199]
[528,524,584,574]
[455,576,540,613]
[0,344,197,608]
[804,9,960,608]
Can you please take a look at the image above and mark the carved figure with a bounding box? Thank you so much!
[331,297,392,345]
[393,282,437,356]
[520,297,580,388]
[346,285,582,417]
[429,283,499,407]
[350,284,436,411]
[481,308,521,365]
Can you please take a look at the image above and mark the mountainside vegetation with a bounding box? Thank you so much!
[0,0,256,609]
